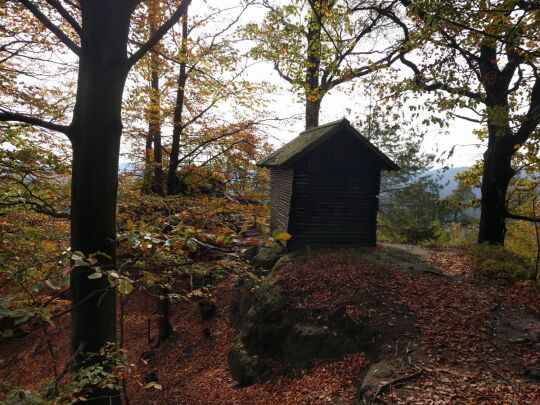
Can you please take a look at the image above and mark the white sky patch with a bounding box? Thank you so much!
[180,0,486,168]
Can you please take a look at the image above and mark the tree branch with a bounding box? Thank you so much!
[0,200,70,219]
[513,74,540,144]
[0,110,72,137]
[19,0,81,55]
[506,212,540,223]
[399,53,484,102]
[126,0,192,69]
[273,62,294,84]
[43,0,85,39]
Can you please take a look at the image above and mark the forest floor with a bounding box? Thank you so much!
[1,245,540,404]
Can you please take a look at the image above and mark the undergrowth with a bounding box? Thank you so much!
[465,244,536,280]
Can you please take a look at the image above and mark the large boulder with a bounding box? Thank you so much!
[241,245,259,261]
[228,279,378,386]
[270,251,303,272]
[356,361,396,401]
[251,247,284,270]
[229,277,257,324]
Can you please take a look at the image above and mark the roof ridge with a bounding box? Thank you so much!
[299,117,348,135]
[257,117,399,171]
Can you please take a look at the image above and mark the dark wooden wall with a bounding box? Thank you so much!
[287,130,382,250]
[269,168,294,232]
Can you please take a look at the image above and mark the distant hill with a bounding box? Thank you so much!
[427,166,481,198]
[427,166,481,218]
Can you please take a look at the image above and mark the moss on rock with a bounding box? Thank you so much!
[229,278,378,386]
[251,247,284,270]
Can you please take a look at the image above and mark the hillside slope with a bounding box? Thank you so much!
[1,247,539,404]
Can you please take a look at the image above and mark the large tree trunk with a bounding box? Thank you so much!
[69,2,134,403]
[476,45,515,245]
[305,98,321,129]
[478,129,515,245]
[167,12,189,195]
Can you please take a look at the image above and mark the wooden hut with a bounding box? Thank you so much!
[257,118,399,250]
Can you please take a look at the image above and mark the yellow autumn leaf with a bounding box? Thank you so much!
[144,382,162,390]
[126,218,135,232]
[118,279,134,295]
[275,232,292,241]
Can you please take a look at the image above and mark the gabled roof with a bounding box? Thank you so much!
[257,118,400,171]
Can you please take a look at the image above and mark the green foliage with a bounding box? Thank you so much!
[1,343,130,404]
[466,244,535,280]
[506,220,539,269]
[243,0,405,105]
[437,223,477,247]
[0,134,70,218]
[439,182,477,225]
[378,179,442,244]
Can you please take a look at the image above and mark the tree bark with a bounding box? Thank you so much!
[304,0,323,130]
[69,1,135,403]
[477,44,517,245]
[149,70,164,195]
[478,134,515,244]
[305,98,321,129]
[156,286,173,344]
[148,2,164,196]
[142,132,153,194]
[167,12,189,195]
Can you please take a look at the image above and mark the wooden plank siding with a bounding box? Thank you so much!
[269,168,294,232]
[260,120,398,251]
[287,131,382,250]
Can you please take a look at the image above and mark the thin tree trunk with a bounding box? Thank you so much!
[167,11,189,195]
[156,286,172,344]
[149,69,163,195]
[304,0,322,130]
[142,133,153,194]
[148,2,164,196]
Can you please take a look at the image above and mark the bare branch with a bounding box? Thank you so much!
[43,0,84,39]
[506,212,540,223]
[0,109,72,138]
[399,53,484,102]
[0,200,70,219]
[126,0,191,69]
[513,74,540,144]
[19,0,81,55]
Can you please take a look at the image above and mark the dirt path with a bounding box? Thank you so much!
[379,242,433,259]
[373,245,540,404]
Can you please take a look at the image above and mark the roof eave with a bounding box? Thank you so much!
[382,162,401,171]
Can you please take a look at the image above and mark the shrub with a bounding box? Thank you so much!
[438,223,477,247]
[466,244,535,280]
